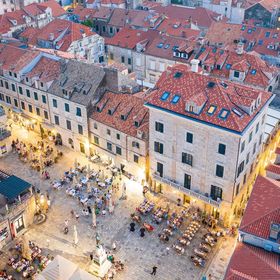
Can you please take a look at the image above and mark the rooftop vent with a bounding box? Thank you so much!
[207,81,215,88]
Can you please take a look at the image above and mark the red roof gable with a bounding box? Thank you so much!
[240,176,280,240]
[225,242,280,280]
[266,164,280,175]
[146,65,272,133]
[38,0,66,18]
[91,92,149,140]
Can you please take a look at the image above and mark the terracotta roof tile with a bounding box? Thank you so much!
[239,176,280,241]
[225,242,280,280]
[145,65,272,133]
[266,164,280,175]
[38,0,66,17]
[91,92,149,139]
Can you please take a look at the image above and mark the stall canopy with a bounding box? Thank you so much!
[0,175,31,200]
[35,255,98,280]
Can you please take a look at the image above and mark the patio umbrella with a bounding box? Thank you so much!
[108,197,114,214]
[92,208,96,228]
[73,175,78,185]
[87,182,91,193]
[73,225,79,246]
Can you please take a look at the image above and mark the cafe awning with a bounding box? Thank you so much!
[0,175,31,200]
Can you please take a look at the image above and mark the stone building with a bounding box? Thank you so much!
[0,170,35,249]
[0,107,12,157]
[145,64,273,225]
[89,91,149,180]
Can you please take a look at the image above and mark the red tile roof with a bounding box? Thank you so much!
[198,47,278,89]
[105,28,157,49]
[38,0,66,18]
[0,10,29,34]
[156,18,201,39]
[275,147,280,155]
[25,56,61,83]
[240,176,280,241]
[0,44,39,72]
[224,242,280,280]
[93,7,113,20]
[145,65,272,133]
[101,0,125,5]
[23,3,47,16]
[72,6,97,21]
[266,164,280,175]
[91,92,149,140]
[33,19,96,52]
[20,27,41,46]
[152,5,221,29]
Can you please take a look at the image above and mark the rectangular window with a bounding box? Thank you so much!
[44,111,48,119]
[237,161,244,177]
[186,132,193,143]
[182,152,193,166]
[34,92,38,100]
[36,107,40,116]
[253,143,257,154]
[107,142,112,151]
[0,93,3,101]
[66,120,71,130]
[132,141,140,148]
[94,123,98,129]
[121,56,125,63]
[249,131,253,142]
[134,154,139,163]
[42,95,46,104]
[5,81,9,89]
[0,80,3,87]
[235,184,240,196]
[234,71,240,78]
[21,101,25,110]
[246,152,250,164]
[28,104,32,113]
[241,141,245,152]
[52,99,57,108]
[262,115,265,124]
[76,107,82,117]
[259,134,262,146]
[154,141,163,154]
[155,121,164,133]
[211,185,223,201]
[14,99,18,107]
[110,53,114,60]
[78,125,83,135]
[116,146,122,155]
[107,129,111,135]
[128,58,131,65]
[54,115,59,125]
[243,173,247,185]
[157,162,163,177]
[94,136,99,145]
[216,165,224,178]
[5,96,11,104]
[26,89,30,97]
[218,143,226,155]
[116,133,120,140]
[11,84,16,92]
[255,123,259,133]
[19,86,23,95]
[65,103,70,112]
[184,174,191,189]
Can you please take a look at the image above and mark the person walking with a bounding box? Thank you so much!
[151,266,157,275]
[112,241,116,251]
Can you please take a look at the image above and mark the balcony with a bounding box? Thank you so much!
[153,173,221,208]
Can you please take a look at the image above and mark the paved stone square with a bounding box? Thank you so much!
[0,126,236,280]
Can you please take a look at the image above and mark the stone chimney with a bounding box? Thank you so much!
[236,42,244,55]
[190,59,199,73]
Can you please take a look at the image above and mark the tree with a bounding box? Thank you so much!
[82,20,93,28]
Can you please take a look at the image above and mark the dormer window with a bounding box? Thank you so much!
[134,121,139,127]
[219,109,230,120]
[121,114,126,120]
[40,82,44,87]
[25,77,29,82]
[96,106,101,112]
[234,71,240,78]
[216,65,221,70]
[108,109,113,115]
[62,89,68,96]
[189,105,194,113]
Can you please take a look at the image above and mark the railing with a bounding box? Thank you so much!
[153,173,221,208]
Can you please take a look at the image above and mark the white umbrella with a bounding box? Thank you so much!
[73,225,78,246]
[108,197,114,214]
[92,208,96,228]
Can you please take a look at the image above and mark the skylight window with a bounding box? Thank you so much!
[265,31,270,38]
[251,69,257,75]
[220,50,224,54]
[226,64,231,70]
[164,44,170,49]
[171,95,180,104]
[207,81,215,88]
[212,48,217,53]
[157,42,164,48]
[174,72,182,79]
[241,25,246,31]
[232,108,243,117]
[160,91,170,101]
[207,105,217,115]
[219,109,230,120]
[247,29,252,34]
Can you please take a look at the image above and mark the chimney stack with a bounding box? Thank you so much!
[190,59,199,73]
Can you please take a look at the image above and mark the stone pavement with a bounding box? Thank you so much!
[0,125,236,280]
